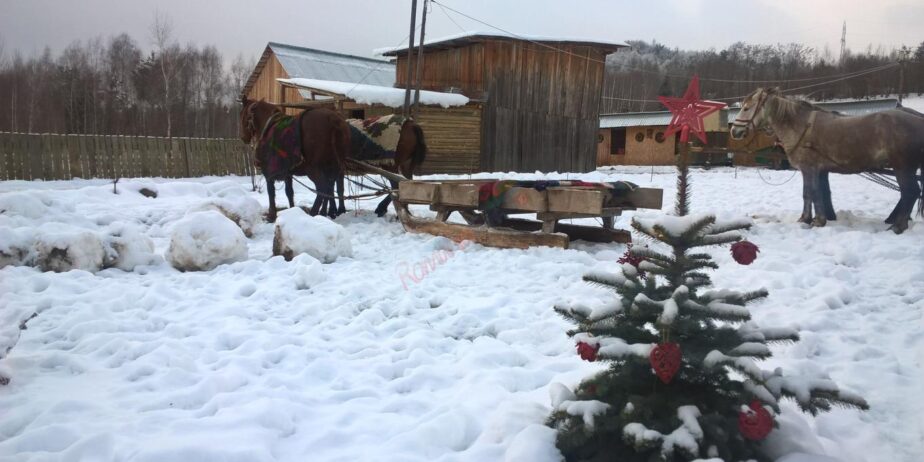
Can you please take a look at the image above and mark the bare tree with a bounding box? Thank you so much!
[150,10,183,138]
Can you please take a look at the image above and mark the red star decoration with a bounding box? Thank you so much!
[658,75,726,144]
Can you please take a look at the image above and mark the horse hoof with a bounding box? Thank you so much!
[889,222,908,234]
[811,218,827,228]
[797,214,812,225]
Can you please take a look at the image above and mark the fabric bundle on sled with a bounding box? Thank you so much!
[255,113,304,180]
[347,114,407,166]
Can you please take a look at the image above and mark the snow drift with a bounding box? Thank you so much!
[272,208,352,263]
[166,210,249,271]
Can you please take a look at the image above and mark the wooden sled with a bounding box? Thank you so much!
[394,179,663,250]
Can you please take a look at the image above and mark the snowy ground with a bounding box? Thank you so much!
[1,167,922,462]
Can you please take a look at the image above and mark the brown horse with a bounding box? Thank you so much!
[731,88,924,233]
[346,116,428,216]
[239,98,349,221]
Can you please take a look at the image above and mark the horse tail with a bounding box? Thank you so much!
[330,114,350,175]
[410,121,427,172]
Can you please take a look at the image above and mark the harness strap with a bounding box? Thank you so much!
[787,110,817,153]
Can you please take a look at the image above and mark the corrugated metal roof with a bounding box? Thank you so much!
[600,111,673,128]
[269,42,395,87]
[601,99,900,128]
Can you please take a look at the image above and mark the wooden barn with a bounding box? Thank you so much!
[379,32,627,173]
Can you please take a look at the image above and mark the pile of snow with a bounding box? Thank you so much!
[278,77,470,109]
[166,211,248,271]
[102,223,158,271]
[0,227,32,267]
[193,195,263,237]
[32,224,106,273]
[272,208,352,263]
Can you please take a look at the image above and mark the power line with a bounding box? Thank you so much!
[431,0,900,85]
[601,62,898,104]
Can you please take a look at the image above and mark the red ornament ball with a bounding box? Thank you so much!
[738,400,774,440]
[731,240,759,265]
[649,342,682,384]
[576,341,600,362]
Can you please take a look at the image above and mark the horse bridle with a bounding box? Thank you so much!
[731,90,773,135]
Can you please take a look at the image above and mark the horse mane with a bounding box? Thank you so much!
[763,88,832,123]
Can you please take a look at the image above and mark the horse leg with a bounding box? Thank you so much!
[810,173,827,227]
[308,173,324,217]
[266,177,278,223]
[375,173,406,217]
[798,170,814,224]
[889,169,920,234]
[284,176,295,209]
[819,171,837,221]
[336,173,346,216]
[326,178,338,219]
[374,187,393,217]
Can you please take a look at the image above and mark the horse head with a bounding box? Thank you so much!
[239,98,281,145]
[730,87,779,140]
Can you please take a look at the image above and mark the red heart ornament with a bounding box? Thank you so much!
[649,342,681,384]
[731,240,759,265]
[576,341,600,362]
[738,400,773,440]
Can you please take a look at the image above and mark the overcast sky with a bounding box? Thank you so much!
[1,0,921,62]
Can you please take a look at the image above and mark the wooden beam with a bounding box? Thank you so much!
[395,201,568,249]
[502,218,631,244]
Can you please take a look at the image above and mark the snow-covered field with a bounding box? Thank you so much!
[1,167,922,462]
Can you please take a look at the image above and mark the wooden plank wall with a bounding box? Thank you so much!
[479,41,608,173]
[245,53,303,115]
[396,44,487,98]
[0,133,254,181]
[346,104,483,175]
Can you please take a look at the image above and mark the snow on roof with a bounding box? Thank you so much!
[278,78,470,108]
[375,31,628,57]
[270,42,395,87]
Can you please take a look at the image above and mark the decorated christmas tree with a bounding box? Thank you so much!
[547,77,868,461]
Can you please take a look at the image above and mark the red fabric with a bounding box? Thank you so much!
[731,240,760,265]
[649,342,681,384]
[738,400,774,440]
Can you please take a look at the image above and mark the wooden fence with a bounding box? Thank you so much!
[0,132,255,181]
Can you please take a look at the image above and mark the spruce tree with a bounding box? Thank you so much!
[548,156,868,461]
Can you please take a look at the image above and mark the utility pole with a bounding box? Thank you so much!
[412,0,429,115]
[839,21,847,66]
[898,46,911,105]
[402,0,418,117]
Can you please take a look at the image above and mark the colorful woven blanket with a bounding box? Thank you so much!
[347,114,407,166]
[256,113,304,180]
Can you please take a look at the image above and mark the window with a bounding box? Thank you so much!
[610,128,627,155]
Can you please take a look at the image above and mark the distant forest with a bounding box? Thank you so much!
[0,27,921,137]
[600,39,924,113]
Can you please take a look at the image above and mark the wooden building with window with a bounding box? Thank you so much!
[380,32,627,173]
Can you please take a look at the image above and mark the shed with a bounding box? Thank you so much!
[241,42,396,109]
[379,32,627,173]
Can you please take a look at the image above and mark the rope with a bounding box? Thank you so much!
[289,175,390,201]
[430,0,898,85]
[756,168,798,186]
